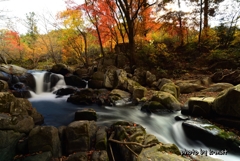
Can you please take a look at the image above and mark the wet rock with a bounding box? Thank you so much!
[64,75,86,88]
[182,119,240,152]
[67,88,94,105]
[150,91,182,111]
[109,89,131,106]
[53,87,76,97]
[141,101,167,113]
[175,115,190,121]
[0,64,27,75]
[11,82,31,98]
[65,120,97,154]
[18,73,36,92]
[28,126,61,157]
[75,108,97,121]
[0,130,25,161]
[95,126,108,150]
[213,84,240,118]
[133,86,147,100]
[50,63,71,76]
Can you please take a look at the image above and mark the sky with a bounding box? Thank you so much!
[0,0,84,34]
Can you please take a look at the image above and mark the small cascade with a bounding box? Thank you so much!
[31,71,66,95]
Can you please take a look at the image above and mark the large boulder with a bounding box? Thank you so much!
[0,92,16,113]
[183,96,215,118]
[0,114,34,133]
[182,119,240,152]
[211,69,240,85]
[0,64,27,75]
[175,80,206,94]
[213,84,240,118]
[67,88,94,105]
[50,63,71,76]
[160,82,180,99]
[64,75,86,88]
[0,130,25,161]
[150,91,182,111]
[65,120,97,154]
[103,66,119,88]
[88,71,105,89]
[146,71,156,87]
[132,68,147,86]
[18,73,36,92]
[28,126,61,157]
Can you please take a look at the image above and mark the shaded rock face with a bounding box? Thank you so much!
[0,130,25,161]
[213,84,240,118]
[211,69,240,85]
[65,120,97,154]
[28,126,61,157]
[64,75,87,88]
[50,63,71,76]
[75,108,97,121]
[88,71,105,89]
[175,80,206,94]
[18,73,36,92]
[183,97,215,118]
[182,119,240,152]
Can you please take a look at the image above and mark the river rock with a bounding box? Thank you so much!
[67,88,94,105]
[141,101,167,113]
[154,78,173,90]
[213,84,240,118]
[137,144,186,161]
[185,97,215,118]
[75,108,97,121]
[160,82,180,99]
[0,80,8,92]
[64,74,86,88]
[109,89,131,106]
[18,72,36,92]
[0,114,34,133]
[0,64,27,75]
[11,82,31,98]
[65,120,97,154]
[150,91,182,111]
[88,71,105,89]
[0,130,25,161]
[146,71,156,87]
[50,63,71,76]
[91,150,109,161]
[28,126,61,157]
[211,69,240,85]
[95,126,108,150]
[201,83,234,92]
[182,119,240,152]
[110,121,182,161]
[53,87,76,97]
[132,68,147,86]
[0,71,11,82]
[175,80,206,94]
[103,66,118,88]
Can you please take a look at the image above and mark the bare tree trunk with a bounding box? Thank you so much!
[198,0,203,44]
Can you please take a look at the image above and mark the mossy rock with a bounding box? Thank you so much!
[160,82,180,99]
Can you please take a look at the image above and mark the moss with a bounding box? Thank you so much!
[159,143,181,155]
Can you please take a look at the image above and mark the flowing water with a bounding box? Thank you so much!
[28,71,240,161]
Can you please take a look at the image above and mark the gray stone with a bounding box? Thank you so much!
[95,126,108,150]
[0,130,25,161]
[213,84,240,118]
[201,83,234,92]
[75,108,97,121]
[28,126,61,157]
[65,120,97,154]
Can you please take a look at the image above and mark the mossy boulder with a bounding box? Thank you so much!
[160,82,180,99]
[0,92,16,113]
[141,101,166,113]
[150,91,182,111]
[182,119,240,152]
[213,84,240,118]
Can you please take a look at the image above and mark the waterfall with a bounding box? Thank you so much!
[31,71,66,95]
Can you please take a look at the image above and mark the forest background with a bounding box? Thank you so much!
[0,0,240,78]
